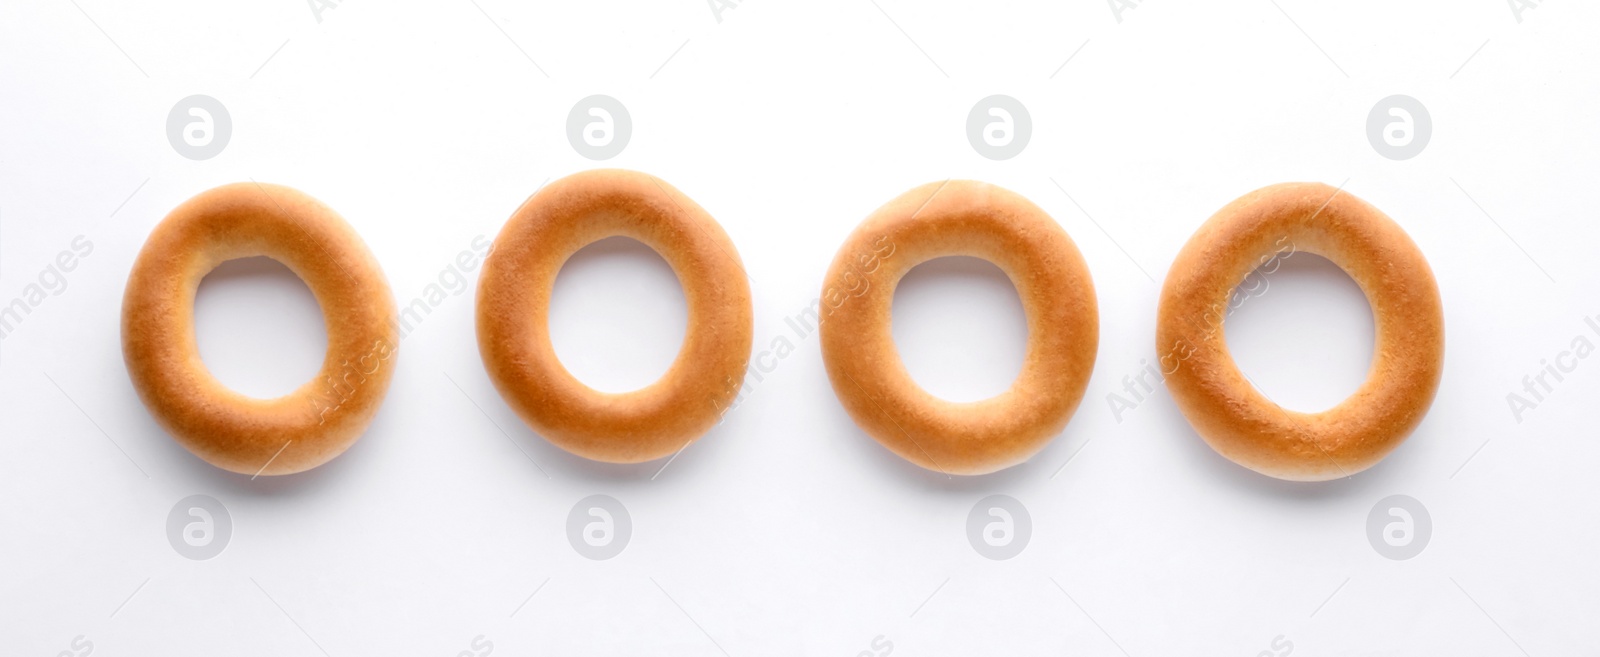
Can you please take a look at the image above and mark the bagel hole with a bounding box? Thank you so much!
[549,236,688,394]
[193,256,328,399]
[891,256,1027,403]
[1223,253,1375,413]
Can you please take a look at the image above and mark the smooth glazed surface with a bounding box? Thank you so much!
[1157,182,1444,481]
[819,180,1099,476]
[476,169,753,463]
[122,183,399,476]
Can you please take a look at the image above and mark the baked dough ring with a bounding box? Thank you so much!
[476,169,753,463]
[122,183,399,476]
[820,180,1099,476]
[1157,182,1444,482]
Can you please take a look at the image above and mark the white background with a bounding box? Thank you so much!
[3,0,1597,654]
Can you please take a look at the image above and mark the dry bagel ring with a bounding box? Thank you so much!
[476,169,753,463]
[820,180,1099,476]
[1157,182,1444,481]
[122,183,399,476]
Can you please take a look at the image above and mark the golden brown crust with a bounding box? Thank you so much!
[819,180,1099,475]
[475,169,753,463]
[1156,182,1444,481]
[121,183,399,476]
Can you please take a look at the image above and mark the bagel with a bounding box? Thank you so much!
[122,183,399,476]
[1157,182,1444,481]
[476,169,753,463]
[820,180,1099,476]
